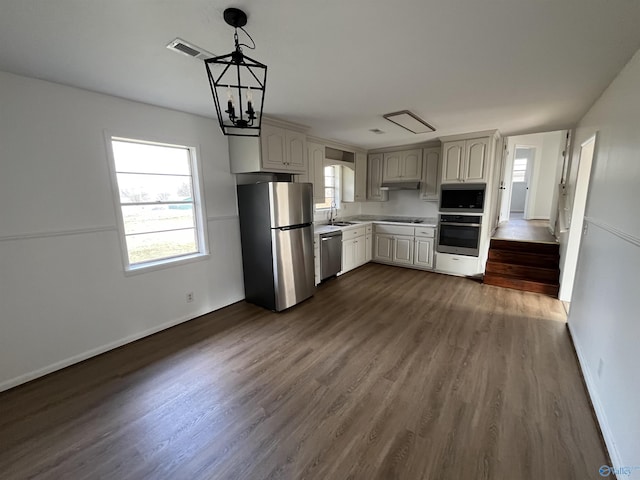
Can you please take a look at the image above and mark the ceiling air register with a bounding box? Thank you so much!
[205,8,267,136]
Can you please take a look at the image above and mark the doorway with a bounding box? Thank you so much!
[558,134,596,302]
[509,146,534,218]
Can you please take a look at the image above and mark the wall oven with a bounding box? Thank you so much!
[437,215,482,257]
[440,183,486,213]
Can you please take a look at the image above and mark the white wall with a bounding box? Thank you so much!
[360,191,439,218]
[0,71,245,391]
[564,49,640,477]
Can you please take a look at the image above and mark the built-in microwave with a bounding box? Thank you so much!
[439,183,486,213]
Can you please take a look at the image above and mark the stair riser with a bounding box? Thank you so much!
[485,262,559,283]
[483,274,559,297]
[490,239,559,255]
[488,250,559,268]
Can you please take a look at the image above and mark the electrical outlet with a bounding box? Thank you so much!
[597,358,604,378]
[186,292,194,303]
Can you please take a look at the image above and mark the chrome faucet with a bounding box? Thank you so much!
[329,201,337,225]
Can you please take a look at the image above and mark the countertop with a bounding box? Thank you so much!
[314,216,438,235]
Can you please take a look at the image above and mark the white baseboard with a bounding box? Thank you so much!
[0,297,243,393]
[567,322,622,470]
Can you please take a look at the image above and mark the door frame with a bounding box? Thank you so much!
[506,144,536,219]
[558,133,597,302]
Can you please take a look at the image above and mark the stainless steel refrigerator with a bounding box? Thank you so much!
[236,182,315,311]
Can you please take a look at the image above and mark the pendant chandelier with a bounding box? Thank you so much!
[205,8,267,137]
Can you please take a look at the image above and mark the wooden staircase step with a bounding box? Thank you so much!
[490,239,559,255]
[485,261,559,284]
[488,249,559,268]
[483,273,559,297]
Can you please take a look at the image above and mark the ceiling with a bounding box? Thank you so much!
[1,0,640,149]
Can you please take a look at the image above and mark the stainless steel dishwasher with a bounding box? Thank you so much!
[319,230,342,281]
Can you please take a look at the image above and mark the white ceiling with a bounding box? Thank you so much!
[1,0,639,149]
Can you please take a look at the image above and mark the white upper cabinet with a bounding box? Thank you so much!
[383,152,402,180]
[354,152,367,202]
[367,153,388,202]
[307,141,326,204]
[464,137,489,182]
[441,141,465,183]
[260,124,287,171]
[228,121,307,174]
[286,129,307,171]
[382,149,423,182]
[441,137,490,183]
[420,147,440,201]
[402,149,422,180]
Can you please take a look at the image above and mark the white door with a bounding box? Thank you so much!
[286,130,307,172]
[382,152,402,181]
[401,149,422,180]
[495,140,508,226]
[354,237,367,266]
[441,141,465,183]
[308,142,326,204]
[374,234,393,261]
[354,152,367,202]
[414,237,433,268]
[342,239,356,272]
[260,124,286,170]
[420,148,440,201]
[498,139,512,224]
[393,236,414,265]
[558,135,596,302]
[510,146,535,217]
[368,154,387,201]
[464,138,489,182]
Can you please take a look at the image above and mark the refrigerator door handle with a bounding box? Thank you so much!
[277,223,312,231]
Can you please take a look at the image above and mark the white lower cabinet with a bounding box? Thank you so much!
[392,236,414,265]
[365,233,372,262]
[342,237,366,272]
[373,224,435,270]
[414,237,434,269]
[340,224,370,274]
[314,235,320,285]
[374,234,394,262]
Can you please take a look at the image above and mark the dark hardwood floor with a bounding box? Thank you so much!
[493,213,558,243]
[0,264,608,479]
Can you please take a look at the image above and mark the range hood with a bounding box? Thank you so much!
[380,181,421,190]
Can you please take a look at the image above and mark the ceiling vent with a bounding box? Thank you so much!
[383,110,435,134]
[166,38,215,60]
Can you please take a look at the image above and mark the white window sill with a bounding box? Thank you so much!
[124,252,210,276]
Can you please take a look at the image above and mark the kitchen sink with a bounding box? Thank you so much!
[331,221,357,226]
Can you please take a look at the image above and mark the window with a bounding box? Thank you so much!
[512,157,528,183]
[316,165,341,209]
[108,136,208,271]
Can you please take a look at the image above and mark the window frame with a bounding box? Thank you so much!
[105,132,210,275]
[315,164,341,211]
[512,157,528,183]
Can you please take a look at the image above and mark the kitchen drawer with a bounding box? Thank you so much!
[415,227,435,238]
[375,224,414,236]
[342,225,366,238]
[365,224,373,234]
[435,253,479,276]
